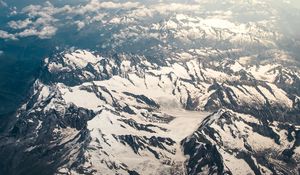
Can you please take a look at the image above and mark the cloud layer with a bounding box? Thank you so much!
[0,0,298,44]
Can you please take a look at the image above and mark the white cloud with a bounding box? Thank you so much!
[76,0,140,14]
[6,1,62,39]
[1,0,233,41]
[0,30,17,40]
[126,2,202,19]
[8,18,32,29]
[17,28,38,37]
[17,25,57,39]
[5,0,142,39]
[91,13,106,22]
[21,2,71,16]
[127,7,153,18]
[38,26,57,38]
[98,1,140,9]
[150,3,201,14]
[75,21,85,30]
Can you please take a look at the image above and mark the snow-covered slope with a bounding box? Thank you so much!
[1,49,299,175]
[182,109,300,175]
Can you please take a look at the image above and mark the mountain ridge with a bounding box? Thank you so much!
[0,48,299,174]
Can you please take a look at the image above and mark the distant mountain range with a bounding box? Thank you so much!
[0,0,300,174]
